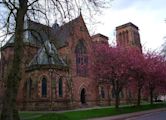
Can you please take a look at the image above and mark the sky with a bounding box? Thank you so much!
[0,0,166,52]
[93,0,166,51]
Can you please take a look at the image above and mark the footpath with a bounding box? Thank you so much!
[88,108,166,120]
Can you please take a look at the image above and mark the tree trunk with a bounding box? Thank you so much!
[107,86,111,106]
[0,1,27,120]
[150,87,154,105]
[115,92,120,109]
[137,87,141,106]
[113,80,120,109]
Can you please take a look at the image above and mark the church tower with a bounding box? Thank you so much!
[91,33,109,45]
[116,22,142,51]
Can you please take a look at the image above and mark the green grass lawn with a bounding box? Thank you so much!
[20,103,166,120]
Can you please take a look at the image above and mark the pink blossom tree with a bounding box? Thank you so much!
[127,48,146,106]
[145,52,166,104]
[93,44,166,108]
[93,45,132,108]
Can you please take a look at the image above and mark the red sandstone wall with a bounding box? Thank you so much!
[0,45,39,104]
[21,68,70,110]
[58,16,99,107]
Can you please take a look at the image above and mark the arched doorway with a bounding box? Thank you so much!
[80,88,86,104]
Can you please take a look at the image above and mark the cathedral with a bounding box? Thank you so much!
[0,15,141,110]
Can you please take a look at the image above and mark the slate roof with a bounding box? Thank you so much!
[52,15,83,48]
[4,15,84,49]
[5,32,44,47]
[3,21,52,48]
[3,15,84,68]
[29,40,66,67]
[27,20,52,46]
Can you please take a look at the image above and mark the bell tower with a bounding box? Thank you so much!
[116,22,142,51]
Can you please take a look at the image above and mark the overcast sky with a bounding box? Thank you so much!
[93,0,166,51]
[0,0,165,52]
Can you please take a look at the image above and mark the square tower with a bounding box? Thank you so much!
[116,22,142,51]
[91,33,109,45]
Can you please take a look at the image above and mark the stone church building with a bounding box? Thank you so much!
[0,14,141,110]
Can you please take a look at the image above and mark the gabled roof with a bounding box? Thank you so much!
[3,20,52,48]
[52,14,89,48]
[3,14,88,49]
[29,40,67,67]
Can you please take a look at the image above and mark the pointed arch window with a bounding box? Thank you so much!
[27,78,32,98]
[125,31,129,44]
[42,77,47,97]
[118,33,122,46]
[112,88,115,98]
[75,40,88,77]
[100,86,105,98]
[58,78,63,97]
[122,31,126,45]
[120,91,124,98]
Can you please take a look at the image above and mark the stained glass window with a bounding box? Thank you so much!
[101,86,105,98]
[75,40,88,76]
[42,77,47,97]
[28,78,32,98]
[58,78,63,97]
[112,88,115,98]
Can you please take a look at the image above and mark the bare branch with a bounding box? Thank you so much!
[28,0,39,7]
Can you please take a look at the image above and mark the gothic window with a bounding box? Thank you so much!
[42,77,47,97]
[118,33,122,46]
[101,86,105,98]
[135,33,140,45]
[112,88,115,98]
[125,31,129,44]
[75,40,88,77]
[128,90,132,98]
[80,26,84,31]
[133,31,140,45]
[28,78,32,98]
[120,91,124,98]
[58,78,63,97]
[122,31,125,45]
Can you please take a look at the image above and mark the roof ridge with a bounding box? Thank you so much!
[28,20,52,30]
[55,15,82,30]
[28,15,82,31]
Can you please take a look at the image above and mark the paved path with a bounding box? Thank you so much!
[57,104,134,113]
[88,108,166,120]
[22,104,133,113]
[126,110,166,120]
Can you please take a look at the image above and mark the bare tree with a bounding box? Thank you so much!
[0,0,111,120]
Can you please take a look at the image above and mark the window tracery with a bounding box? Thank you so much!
[75,40,88,76]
